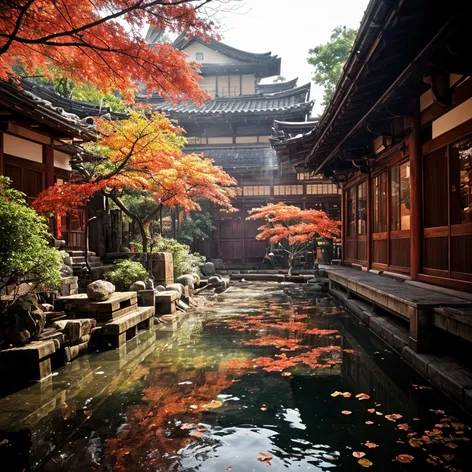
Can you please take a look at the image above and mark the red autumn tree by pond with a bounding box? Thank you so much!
[33,110,237,252]
[0,0,227,102]
[247,202,340,275]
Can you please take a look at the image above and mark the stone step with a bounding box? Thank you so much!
[70,255,102,264]
[71,261,104,268]
[67,250,96,257]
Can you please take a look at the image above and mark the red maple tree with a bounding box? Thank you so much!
[247,202,340,275]
[0,1,228,102]
[33,110,238,252]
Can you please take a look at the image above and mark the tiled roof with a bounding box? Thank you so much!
[21,80,126,119]
[142,84,312,117]
[257,79,298,94]
[0,80,96,140]
[173,33,277,64]
[185,145,278,170]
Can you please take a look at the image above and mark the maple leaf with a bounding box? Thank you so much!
[358,458,373,467]
[356,393,370,401]
[257,452,273,462]
[364,441,378,448]
[341,411,352,415]
[385,414,403,422]
[395,454,414,463]
[353,452,366,458]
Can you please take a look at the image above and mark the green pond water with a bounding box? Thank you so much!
[0,282,470,471]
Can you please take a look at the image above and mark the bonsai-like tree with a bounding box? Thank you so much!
[247,202,340,276]
[33,111,237,253]
[0,177,62,308]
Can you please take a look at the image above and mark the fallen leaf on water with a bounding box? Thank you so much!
[375,403,381,407]
[342,392,352,398]
[422,435,433,444]
[396,454,414,463]
[341,410,352,415]
[442,454,456,462]
[257,452,273,462]
[260,405,268,411]
[358,458,373,468]
[367,409,375,414]
[397,423,410,431]
[408,438,423,448]
[419,386,433,390]
[430,409,445,414]
[365,421,374,425]
[356,393,371,401]
[426,429,442,437]
[353,451,366,458]
[452,422,464,430]
[180,423,196,430]
[226,467,233,472]
[375,411,384,416]
[331,391,342,397]
[413,418,420,421]
[445,442,458,449]
[365,441,378,448]
[202,400,223,410]
[189,430,205,438]
[385,414,403,422]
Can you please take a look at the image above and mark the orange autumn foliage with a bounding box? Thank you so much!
[247,202,340,245]
[33,111,238,251]
[0,1,219,102]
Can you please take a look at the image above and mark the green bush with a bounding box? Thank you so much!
[106,259,148,291]
[0,177,62,308]
[152,237,205,278]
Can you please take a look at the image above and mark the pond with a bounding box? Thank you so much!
[0,282,470,471]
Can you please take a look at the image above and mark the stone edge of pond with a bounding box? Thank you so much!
[331,289,472,415]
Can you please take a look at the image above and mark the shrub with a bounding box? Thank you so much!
[106,259,148,291]
[0,177,62,309]
[152,237,205,277]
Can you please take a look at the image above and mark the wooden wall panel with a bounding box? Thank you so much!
[423,147,448,228]
[451,235,472,274]
[390,238,410,268]
[345,240,356,260]
[373,240,388,264]
[424,237,448,270]
[357,241,367,262]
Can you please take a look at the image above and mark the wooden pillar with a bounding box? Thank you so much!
[366,171,372,270]
[409,110,422,280]
[44,143,54,188]
[340,184,345,265]
[0,132,4,175]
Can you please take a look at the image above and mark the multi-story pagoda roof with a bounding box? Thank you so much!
[139,83,312,120]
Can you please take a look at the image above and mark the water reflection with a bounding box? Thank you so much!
[0,282,469,471]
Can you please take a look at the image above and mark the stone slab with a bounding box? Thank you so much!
[0,341,56,363]
[155,291,180,303]
[101,306,155,335]
[427,362,472,405]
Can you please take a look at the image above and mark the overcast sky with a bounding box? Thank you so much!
[215,0,370,116]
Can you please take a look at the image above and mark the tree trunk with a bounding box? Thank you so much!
[288,254,293,276]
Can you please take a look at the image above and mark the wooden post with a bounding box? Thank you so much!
[340,184,345,265]
[366,171,372,270]
[409,109,422,280]
[44,143,54,188]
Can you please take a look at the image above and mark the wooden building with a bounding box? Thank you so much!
[287,0,472,292]
[140,32,341,266]
[0,79,97,248]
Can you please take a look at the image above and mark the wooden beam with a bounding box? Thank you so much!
[409,108,422,280]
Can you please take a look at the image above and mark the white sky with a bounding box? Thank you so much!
[215,0,370,116]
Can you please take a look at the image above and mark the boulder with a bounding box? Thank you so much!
[200,262,216,277]
[211,259,225,270]
[166,283,184,296]
[146,278,155,290]
[208,275,222,286]
[86,280,115,301]
[60,264,73,277]
[175,274,195,289]
[155,285,166,292]
[129,280,147,292]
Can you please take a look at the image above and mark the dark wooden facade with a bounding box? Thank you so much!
[0,80,97,249]
[294,0,472,292]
